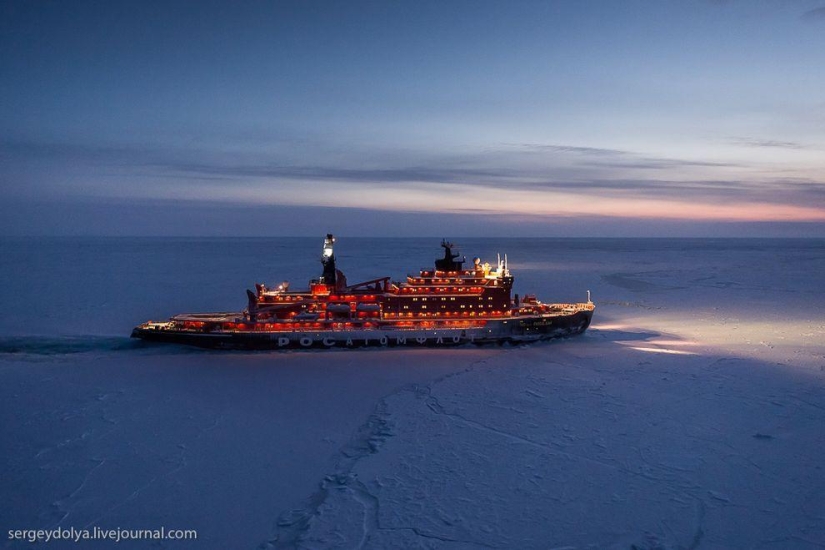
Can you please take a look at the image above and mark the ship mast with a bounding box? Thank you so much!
[320,233,336,285]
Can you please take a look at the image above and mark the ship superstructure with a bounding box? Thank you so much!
[132,234,594,349]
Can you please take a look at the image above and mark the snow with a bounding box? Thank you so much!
[285,345,825,549]
[1,238,824,549]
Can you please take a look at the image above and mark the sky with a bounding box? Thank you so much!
[1,0,824,237]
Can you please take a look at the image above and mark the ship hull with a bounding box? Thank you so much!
[131,309,593,350]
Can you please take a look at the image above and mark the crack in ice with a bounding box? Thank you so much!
[263,356,502,549]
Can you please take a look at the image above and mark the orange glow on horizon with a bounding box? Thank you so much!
[138,179,825,224]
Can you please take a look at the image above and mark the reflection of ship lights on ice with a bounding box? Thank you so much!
[628,346,697,355]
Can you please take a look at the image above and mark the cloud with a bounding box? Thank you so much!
[5,195,823,237]
[508,143,628,157]
[732,137,808,150]
[4,137,739,190]
[591,159,740,170]
[801,6,825,21]
[3,137,823,221]
[500,143,742,170]
[146,163,523,185]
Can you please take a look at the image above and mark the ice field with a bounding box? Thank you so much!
[1,238,823,549]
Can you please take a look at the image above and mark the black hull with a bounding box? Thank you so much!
[131,310,593,350]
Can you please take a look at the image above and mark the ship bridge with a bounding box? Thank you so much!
[381,245,514,320]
